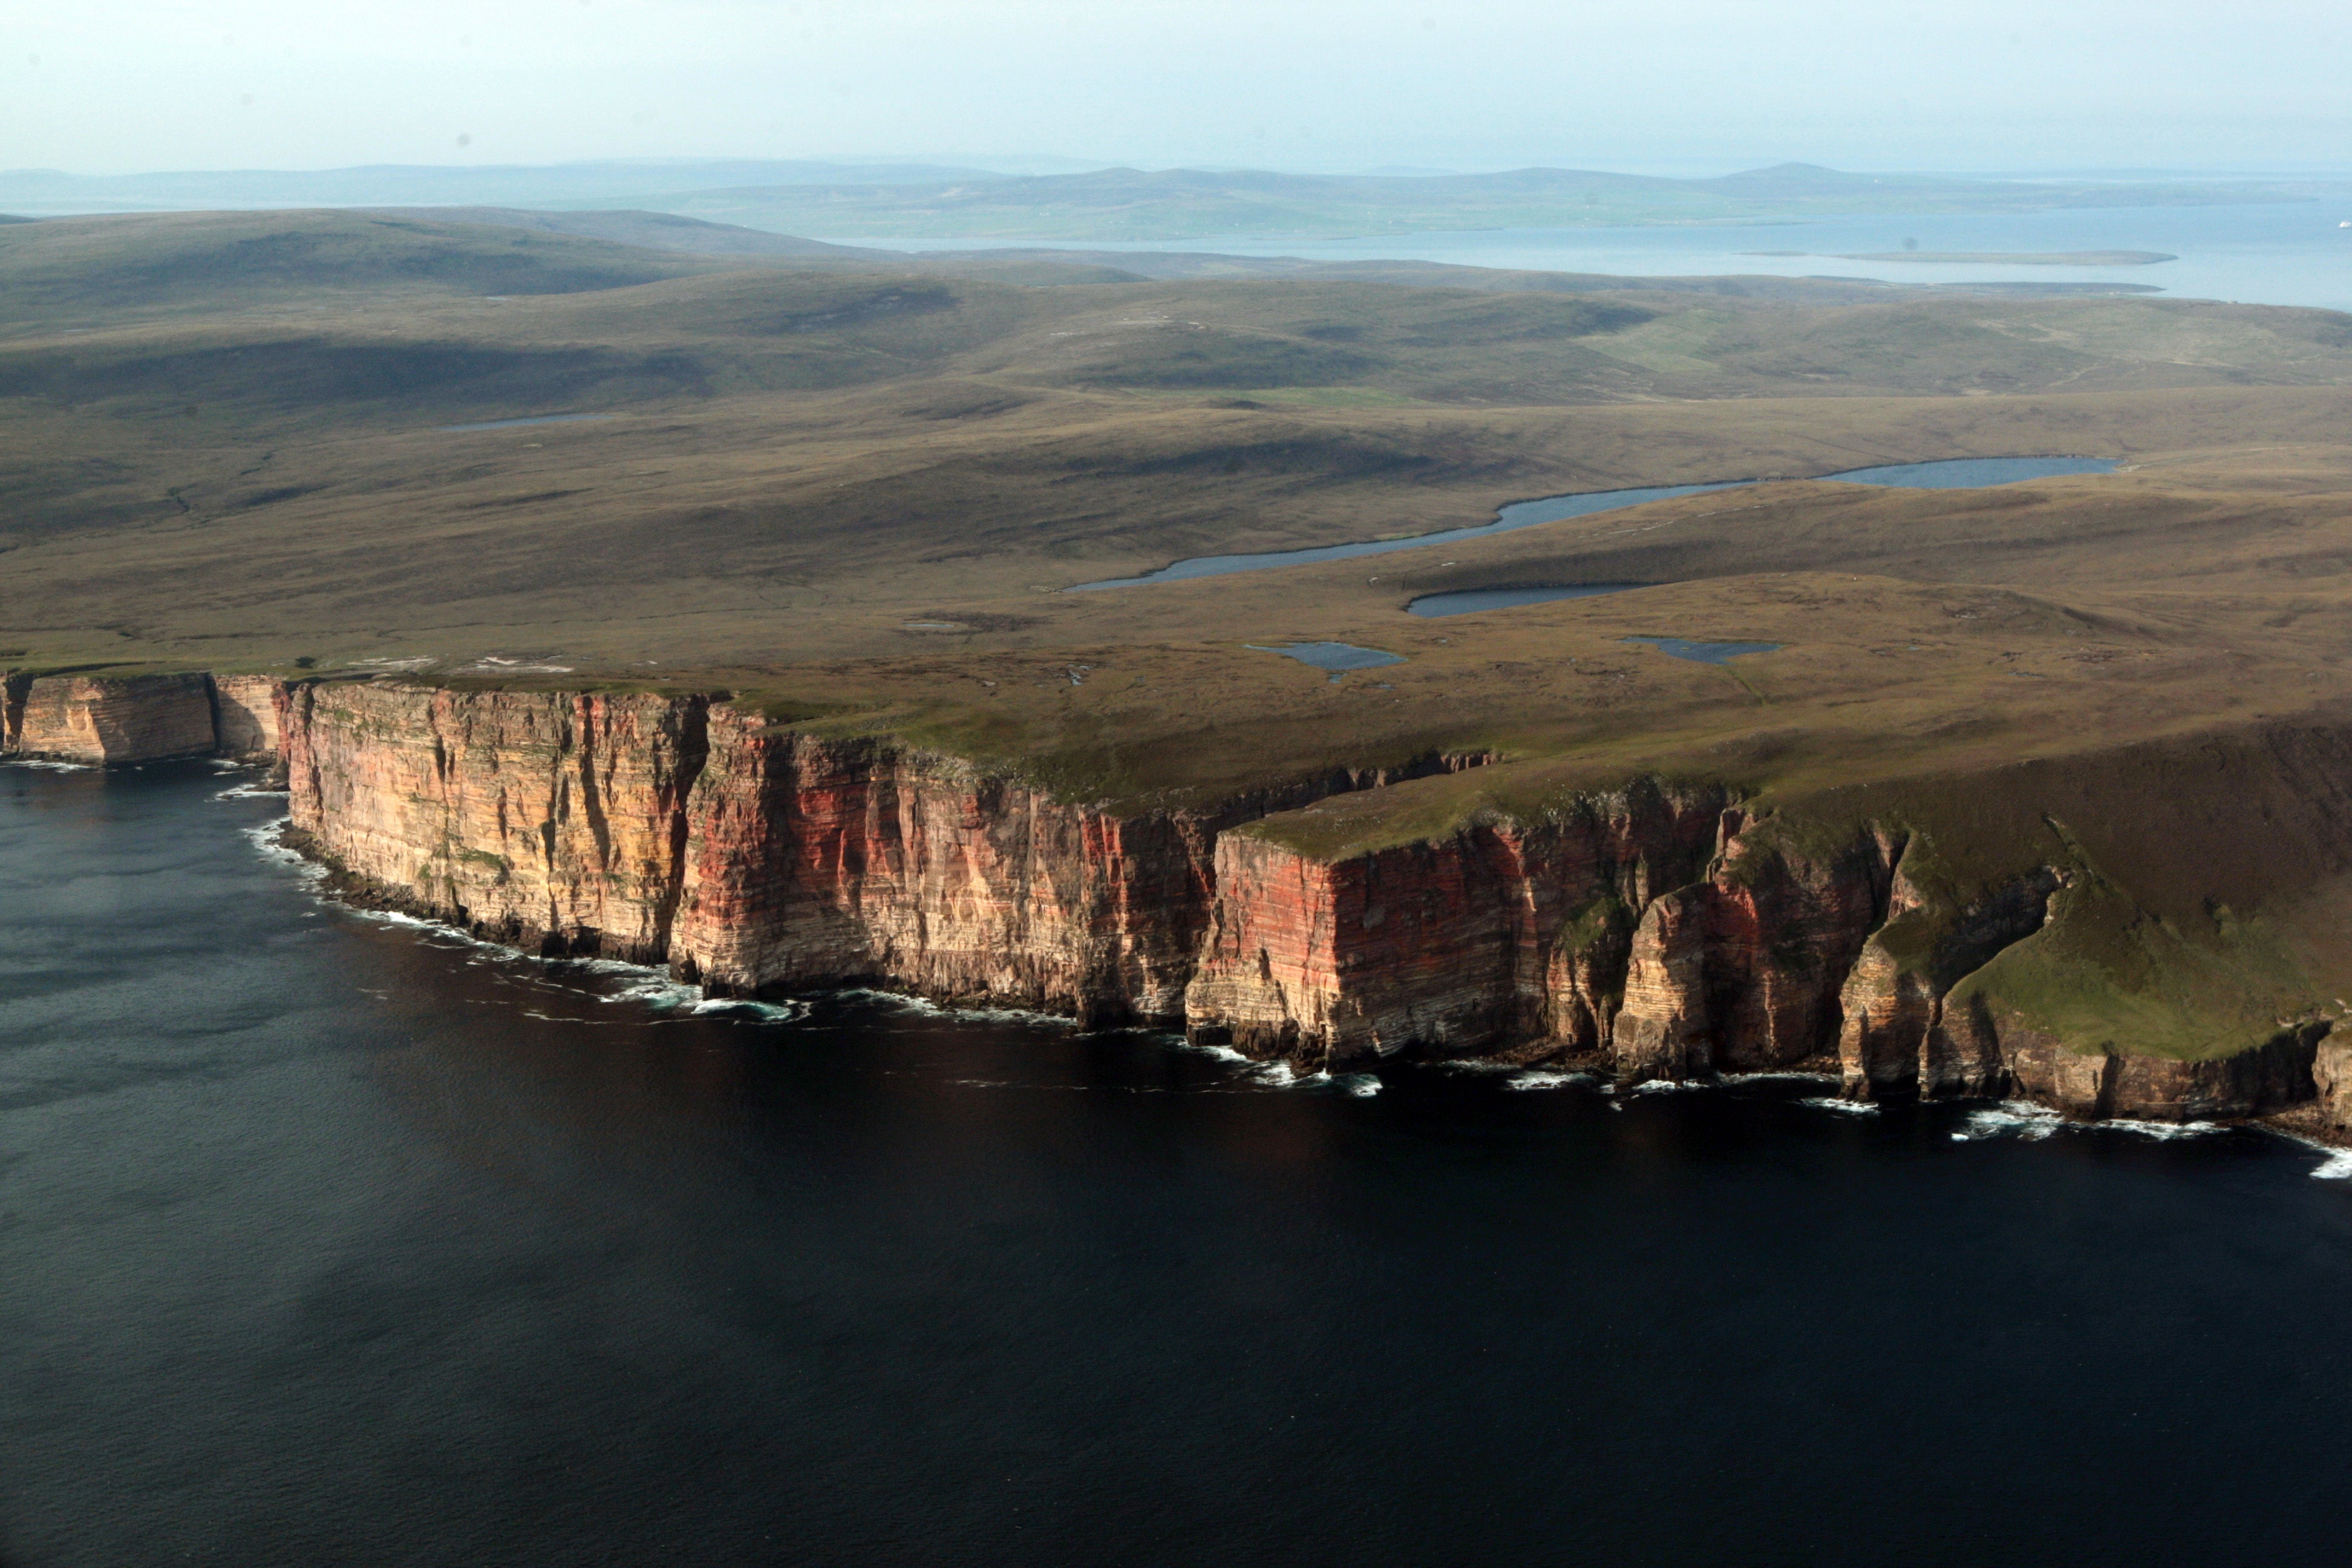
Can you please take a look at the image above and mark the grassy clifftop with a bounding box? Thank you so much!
[10,209,2352,1060]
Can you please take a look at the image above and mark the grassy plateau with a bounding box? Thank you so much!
[10,206,2352,1062]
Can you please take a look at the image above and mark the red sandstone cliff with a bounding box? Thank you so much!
[284,680,1488,1021]
[669,716,1215,1022]
[260,678,2343,1129]
[284,681,709,961]
[1184,782,1729,1068]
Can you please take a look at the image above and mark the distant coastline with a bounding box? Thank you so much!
[1745,248,2177,266]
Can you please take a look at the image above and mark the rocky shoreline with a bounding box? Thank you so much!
[12,667,2351,1138]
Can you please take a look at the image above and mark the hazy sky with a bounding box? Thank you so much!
[8,0,2350,176]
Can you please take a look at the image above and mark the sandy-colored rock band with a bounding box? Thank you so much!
[8,669,2348,1134]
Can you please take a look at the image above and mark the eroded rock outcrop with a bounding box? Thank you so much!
[2001,1024,2322,1121]
[10,673,218,763]
[1835,851,2066,1101]
[1184,782,1730,1069]
[1,670,25,753]
[212,674,286,762]
[2315,1036,2352,1132]
[266,680,2348,1129]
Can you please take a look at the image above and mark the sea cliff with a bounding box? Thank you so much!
[1,670,287,766]
[31,668,2349,1135]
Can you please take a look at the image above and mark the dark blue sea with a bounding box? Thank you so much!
[5,761,2350,1566]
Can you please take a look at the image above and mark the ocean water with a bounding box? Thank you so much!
[5,761,2351,1567]
[853,201,2352,312]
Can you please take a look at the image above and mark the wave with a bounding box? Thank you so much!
[1503,1070,1597,1091]
[2308,1148,2352,1180]
[836,987,1080,1029]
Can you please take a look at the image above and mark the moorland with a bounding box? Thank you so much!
[10,206,2352,1068]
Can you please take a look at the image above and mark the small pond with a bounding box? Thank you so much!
[1248,642,1407,681]
[1624,636,1782,665]
[1406,583,1645,618]
[1069,456,2117,591]
[436,414,618,433]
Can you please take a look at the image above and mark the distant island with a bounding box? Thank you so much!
[1748,249,2176,266]
[1847,249,2177,266]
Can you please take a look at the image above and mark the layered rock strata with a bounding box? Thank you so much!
[1184,783,1730,1067]
[212,674,286,762]
[8,673,218,763]
[2311,1038,2352,1133]
[1,670,295,765]
[1181,798,2335,1123]
[285,680,1489,1018]
[1,670,25,754]
[262,679,2345,1129]
[284,681,711,962]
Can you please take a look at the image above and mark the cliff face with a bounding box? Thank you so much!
[263,679,2347,1129]
[1185,783,1728,1068]
[284,682,710,962]
[1181,794,2339,1123]
[1183,798,1903,1079]
[2316,1038,2352,1132]
[283,681,1488,1019]
[212,675,284,761]
[9,674,217,763]
[1,670,24,754]
[670,716,1212,1022]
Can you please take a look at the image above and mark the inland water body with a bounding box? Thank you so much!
[1070,456,2114,590]
[5,762,2352,1567]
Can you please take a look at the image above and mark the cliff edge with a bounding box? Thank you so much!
[258,675,2352,1135]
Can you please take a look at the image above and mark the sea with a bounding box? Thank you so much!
[848,200,2352,313]
[5,761,2351,1565]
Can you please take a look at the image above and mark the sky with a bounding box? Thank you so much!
[7,0,2350,177]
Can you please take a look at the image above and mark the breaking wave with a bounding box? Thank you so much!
[1504,1070,1596,1091]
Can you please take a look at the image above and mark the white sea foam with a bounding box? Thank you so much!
[1800,1096,1879,1115]
[690,996,811,1022]
[1953,1102,2065,1142]
[240,820,819,1024]
[2308,1148,2352,1180]
[240,818,327,887]
[1504,1070,1596,1091]
[1632,1078,1710,1095]
[1336,1073,1382,1097]
[837,988,1079,1028]
[1,757,94,772]
[2105,1117,2222,1140]
[1725,1071,1838,1085]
